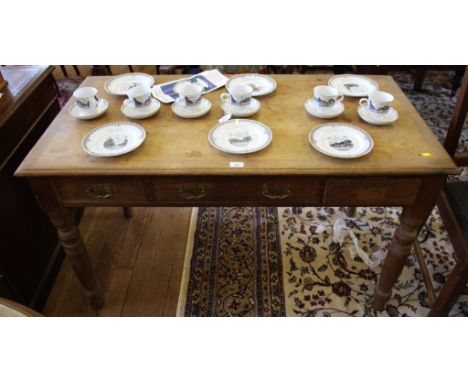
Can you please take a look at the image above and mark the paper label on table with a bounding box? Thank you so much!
[229,162,244,168]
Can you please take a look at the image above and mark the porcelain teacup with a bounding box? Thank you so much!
[176,82,203,107]
[127,84,152,108]
[73,87,99,113]
[313,85,344,108]
[359,91,394,114]
[221,84,254,106]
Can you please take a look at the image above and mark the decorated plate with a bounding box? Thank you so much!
[328,74,379,97]
[226,74,276,96]
[308,123,373,158]
[208,119,272,154]
[82,122,146,157]
[104,73,155,95]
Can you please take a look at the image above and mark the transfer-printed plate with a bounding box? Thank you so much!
[208,119,272,154]
[308,123,373,158]
[82,122,146,157]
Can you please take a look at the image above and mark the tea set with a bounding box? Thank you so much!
[220,84,261,117]
[305,85,345,119]
[69,86,109,120]
[357,90,399,125]
[172,82,212,118]
[72,72,399,159]
[305,75,399,125]
[121,84,160,119]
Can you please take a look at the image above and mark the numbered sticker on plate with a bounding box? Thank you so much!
[229,162,244,168]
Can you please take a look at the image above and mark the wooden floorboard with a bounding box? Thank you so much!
[43,207,192,317]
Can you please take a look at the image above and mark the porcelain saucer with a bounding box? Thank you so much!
[121,98,161,119]
[69,99,109,120]
[82,122,146,157]
[305,99,344,119]
[172,98,211,118]
[208,119,272,154]
[309,123,373,159]
[221,98,260,117]
[358,104,399,125]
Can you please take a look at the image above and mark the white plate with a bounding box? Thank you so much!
[328,74,379,97]
[208,119,272,154]
[121,98,161,119]
[172,98,211,118]
[358,104,399,125]
[82,122,146,157]
[69,99,108,120]
[104,73,155,95]
[226,74,276,96]
[308,123,373,159]
[304,99,344,119]
[221,98,261,117]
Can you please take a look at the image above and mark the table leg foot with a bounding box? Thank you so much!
[123,207,133,218]
[89,293,105,311]
[345,207,357,218]
[373,286,392,311]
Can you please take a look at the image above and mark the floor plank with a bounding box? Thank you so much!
[43,207,192,316]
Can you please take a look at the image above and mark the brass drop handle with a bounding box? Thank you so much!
[86,184,113,199]
[262,184,292,199]
[177,184,207,200]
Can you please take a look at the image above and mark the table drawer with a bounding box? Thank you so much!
[324,178,421,206]
[152,177,324,206]
[54,177,148,205]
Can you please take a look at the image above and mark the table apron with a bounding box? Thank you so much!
[49,175,423,207]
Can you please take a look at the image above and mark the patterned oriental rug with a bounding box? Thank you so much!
[178,71,468,317]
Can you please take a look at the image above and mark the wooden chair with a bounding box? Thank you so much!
[414,67,468,316]
[60,65,81,78]
[127,65,178,74]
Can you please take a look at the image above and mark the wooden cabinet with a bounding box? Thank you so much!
[0,66,63,310]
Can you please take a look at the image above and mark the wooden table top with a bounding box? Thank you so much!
[16,74,458,177]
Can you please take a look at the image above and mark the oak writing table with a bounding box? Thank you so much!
[16,75,459,312]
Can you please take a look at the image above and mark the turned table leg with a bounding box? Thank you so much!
[30,178,104,310]
[373,176,446,311]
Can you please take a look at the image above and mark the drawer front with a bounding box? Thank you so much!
[53,176,421,207]
[54,177,148,205]
[152,177,324,206]
[324,178,421,206]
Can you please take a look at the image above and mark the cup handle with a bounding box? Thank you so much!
[359,98,368,106]
[336,94,344,102]
[220,93,230,103]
